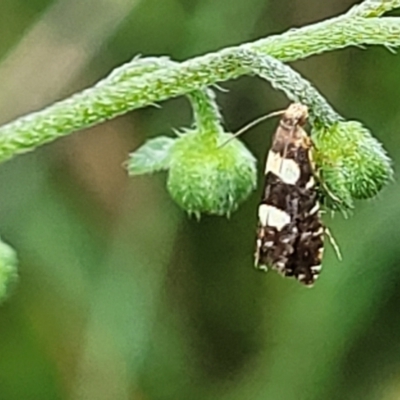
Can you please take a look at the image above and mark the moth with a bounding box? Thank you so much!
[254,103,325,286]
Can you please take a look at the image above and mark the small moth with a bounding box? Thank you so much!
[255,103,324,286]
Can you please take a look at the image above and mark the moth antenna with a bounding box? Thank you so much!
[219,109,285,147]
[325,228,342,261]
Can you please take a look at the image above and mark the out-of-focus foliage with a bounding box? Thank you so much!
[0,1,400,400]
[0,238,18,304]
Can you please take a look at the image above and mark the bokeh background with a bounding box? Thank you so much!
[0,0,399,399]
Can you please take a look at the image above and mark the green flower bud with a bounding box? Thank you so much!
[0,239,18,304]
[167,129,257,216]
[313,121,393,210]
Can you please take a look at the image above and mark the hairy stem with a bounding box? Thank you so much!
[348,0,400,17]
[240,51,341,126]
[0,5,398,163]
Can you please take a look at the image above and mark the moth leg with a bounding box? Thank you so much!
[325,227,342,261]
[309,143,341,204]
[318,173,341,204]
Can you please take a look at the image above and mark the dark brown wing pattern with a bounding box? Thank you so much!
[255,103,324,286]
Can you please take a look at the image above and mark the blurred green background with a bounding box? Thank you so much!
[0,0,400,399]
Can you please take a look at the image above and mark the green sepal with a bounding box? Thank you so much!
[127,136,176,175]
[167,129,257,217]
[0,239,18,305]
[313,120,393,211]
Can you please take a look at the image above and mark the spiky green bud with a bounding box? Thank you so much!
[313,120,393,210]
[167,130,256,217]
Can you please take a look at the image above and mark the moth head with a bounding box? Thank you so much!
[283,103,309,127]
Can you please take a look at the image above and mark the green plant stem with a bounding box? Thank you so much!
[0,6,399,163]
[187,90,223,133]
[251,17,400,58]
[349,0,400,17]
[109,57,224,135]
[240,51,341,126]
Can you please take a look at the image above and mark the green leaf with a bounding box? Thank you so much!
[127,136,176,175]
